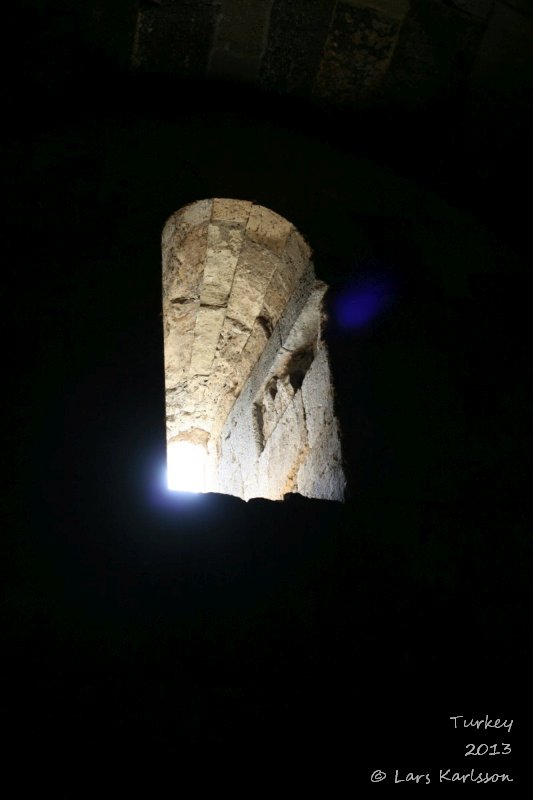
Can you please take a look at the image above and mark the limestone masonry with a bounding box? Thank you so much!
[162,199,345,501]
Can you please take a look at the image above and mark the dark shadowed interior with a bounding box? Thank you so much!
[2,0,531,786]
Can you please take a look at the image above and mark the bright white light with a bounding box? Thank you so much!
[167,441,207,493]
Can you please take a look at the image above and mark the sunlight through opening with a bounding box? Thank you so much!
[167,441,207,493]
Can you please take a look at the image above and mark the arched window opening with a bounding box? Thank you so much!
[162,199,345,501]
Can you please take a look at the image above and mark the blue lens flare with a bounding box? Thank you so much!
[334,275,394,329]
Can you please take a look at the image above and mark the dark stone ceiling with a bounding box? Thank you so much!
[13,1,533,102]
[6,0,532,261]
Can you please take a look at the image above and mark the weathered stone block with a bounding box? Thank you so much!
[239,318,269,382]
[201,222,244,306]
[245,326,283,402]
[168,376,208,415]
[163,222,209,300]
[260,374,296,441]
[260,269,292,331]
[277,229,311,295]
[301,346,334,448]
[189,306,226,375]
[246,205,293,255]
[260,0,337,93]
[178,199,212,229]
[164,327,195,382]
[161,214,177,249]
[212,198,253,224]
[260,392,309,499]
[279,270,323,346]
[226,242,280,328]
[215,315,252,363]
[296,420,345,501]
[163,300,199,380]
[315,1,404,103]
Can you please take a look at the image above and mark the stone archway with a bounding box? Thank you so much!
[162,199,345,501]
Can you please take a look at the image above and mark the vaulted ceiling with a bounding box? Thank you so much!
[9,1,532,272]
[131,0,532,106]
[15,1,533,112]
[162,199,312,444]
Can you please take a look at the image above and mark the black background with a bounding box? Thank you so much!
[1,3,531,788]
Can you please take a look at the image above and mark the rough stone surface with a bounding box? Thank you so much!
[163,222,209,302]
[127,0,529,133]
[246,203,293,254]
[212,198,252,224]
[259,391,309,498]
[177,199,213,229]
[201,222,244,307]
[163,198,345,501]
[239,318,270,379]
[215,316,252,363]
[315,1,405,104]
[278,229,312,294]
[296,418,345,501]
[163,304,197,380]
[260,0,337,93]
[132,4,219,75]
[280,265,323,346]
[216,277,344,501]
[189,306,226,375]
[225,241,280,328]
[260,269,291,332]
[301,346,335,448]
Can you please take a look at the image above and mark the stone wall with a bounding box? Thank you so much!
[162,199,311,447]
[216,268,345,502]
[163,198,345,501]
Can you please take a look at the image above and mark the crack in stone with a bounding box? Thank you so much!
[170,296,197,305]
